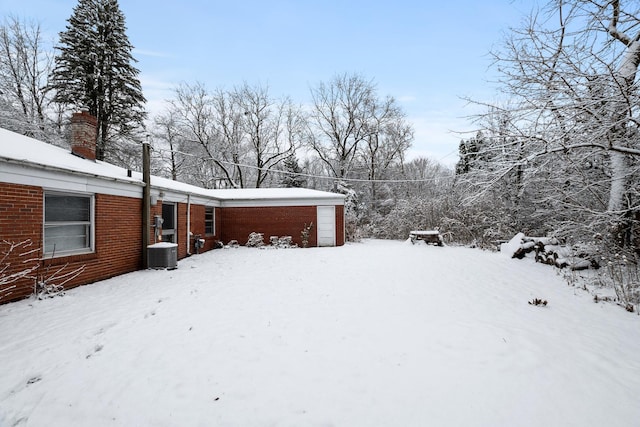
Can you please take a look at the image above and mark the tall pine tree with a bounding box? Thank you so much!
[49,0,146,161]
[280,154,306,188]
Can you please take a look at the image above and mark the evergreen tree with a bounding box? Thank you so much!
[455,140,469,175]
[455,132,483,175]
[49,0,146,161]
[280,154,306,188]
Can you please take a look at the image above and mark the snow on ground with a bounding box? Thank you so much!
[1,239,639,427]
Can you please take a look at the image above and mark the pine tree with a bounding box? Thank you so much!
[49,0,146,161]
[280,154,306,188]
[455,140,469,175]
[455,132,484,175]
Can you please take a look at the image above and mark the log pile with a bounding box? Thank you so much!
[503,233,599,270]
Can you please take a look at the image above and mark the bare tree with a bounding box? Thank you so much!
[233,83,300,188]
[463,1,640,249]
[209,86,248,187]
[359,94,413,211]
[0,16,57,141]
[155,82,251,188]
[308,73,376,179]
[604,1,640,214]
[152,110,190,181]
[152,82,305,188]
[402,157,454,200]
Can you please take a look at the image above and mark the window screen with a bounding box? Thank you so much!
[44,193,93,256]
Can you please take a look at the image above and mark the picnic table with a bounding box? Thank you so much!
[409,230,444,246]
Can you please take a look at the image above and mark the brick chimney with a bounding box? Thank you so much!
[71,111,98,161]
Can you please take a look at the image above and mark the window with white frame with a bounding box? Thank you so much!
[205,206,215,235]
[44,192,94,256]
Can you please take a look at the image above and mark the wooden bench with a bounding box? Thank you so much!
[409,230,444,246]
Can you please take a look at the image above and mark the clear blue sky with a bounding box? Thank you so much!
[1,0,532,165]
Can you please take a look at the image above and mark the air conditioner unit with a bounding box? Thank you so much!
[147,242,178,269]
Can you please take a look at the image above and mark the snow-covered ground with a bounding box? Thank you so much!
[1,239,639,427]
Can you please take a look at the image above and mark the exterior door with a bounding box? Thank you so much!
[316,206,336,247]
[161,202,176,243]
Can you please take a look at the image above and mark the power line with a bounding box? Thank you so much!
[152,146,451,184]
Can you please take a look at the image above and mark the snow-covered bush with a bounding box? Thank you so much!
[301,223,313,248]
[35,279,66,299]
[246,232,265,247]
[269,236,296,248]
[1,240,39,303]
[334,181,362,242]
[597,254,640,313]
[375,197,450,241]
[1,239,85,302]
[34,262,85,300]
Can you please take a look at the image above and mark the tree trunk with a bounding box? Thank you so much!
[606,10,640,212]
[607,150,629,212]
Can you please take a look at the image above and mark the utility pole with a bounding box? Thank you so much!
[142,139,151,269]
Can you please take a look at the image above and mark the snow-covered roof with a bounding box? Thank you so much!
[0,127,138,185]
[209,188,345,207]
[0,127,344,206]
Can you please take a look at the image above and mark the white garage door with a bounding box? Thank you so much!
[316,206,336,247]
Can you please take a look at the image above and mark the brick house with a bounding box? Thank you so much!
[0,114,344,303]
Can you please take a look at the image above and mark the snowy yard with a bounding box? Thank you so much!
[1,239,639,427]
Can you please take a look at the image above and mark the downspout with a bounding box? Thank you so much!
[186,193,191,256]
[142,141,151,269]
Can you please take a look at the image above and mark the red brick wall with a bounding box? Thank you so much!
[1,179,342,303]
[40,193,143,297]
[188,205,222,253]
[220,206,319,247]
[220,205,345,247]
[0,183,144,303]
[177,202,187,258]
[0,183,43,302]
[152,201,222,256]
[189,204,204,253]
[336,205,345,246]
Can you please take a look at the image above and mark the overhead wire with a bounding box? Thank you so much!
[151,146,452,184]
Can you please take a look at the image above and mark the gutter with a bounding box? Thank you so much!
[0,156,144,187]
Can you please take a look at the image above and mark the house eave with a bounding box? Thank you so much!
[0,156,144,188]
[219,197,345,208]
